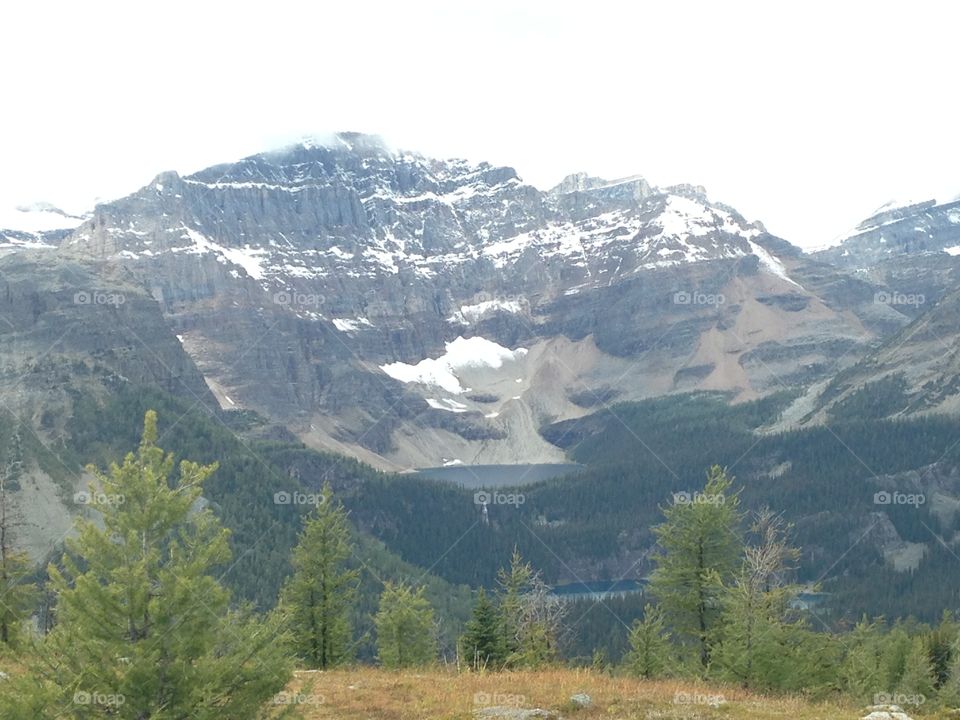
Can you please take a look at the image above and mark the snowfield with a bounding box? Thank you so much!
[380,336,528,394]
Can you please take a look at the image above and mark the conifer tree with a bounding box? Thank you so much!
[897,636,935,703]
[2,411,292,719]
[497,547,532,661]
[280,483,359,669]
[496,548,565,668]
[374,582,436,668]
[625,604,673,678]
[460,588,505,670]
[839,616,886,699]
[939,642,960,708]
[713,509,801,689]
[649,465,743,669]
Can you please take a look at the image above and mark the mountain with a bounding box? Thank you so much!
[52,132,894,470]
[796,282,960,425]
[0,202,85,253]
[2,134,960,624]
[818,196,960,266]
[814,196,960,310]
[0,251,218,558]
[764,196,960,427]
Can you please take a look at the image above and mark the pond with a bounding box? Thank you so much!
[414,463,583,488]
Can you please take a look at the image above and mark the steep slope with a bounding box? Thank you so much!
[798,283,960,425]
[0,251,219,558]
[50,133,889,469]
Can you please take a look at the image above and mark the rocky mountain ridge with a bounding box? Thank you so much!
[36,133,900,469]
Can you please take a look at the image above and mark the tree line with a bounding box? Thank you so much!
[3,411,960,716]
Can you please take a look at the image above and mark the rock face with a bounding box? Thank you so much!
[819,197,960,268]
[0,252,219,559]
[814,197,960,311]
[47,132,903,469]
[798,282,960,425]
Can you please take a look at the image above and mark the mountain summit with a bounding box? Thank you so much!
[0,135,901,469]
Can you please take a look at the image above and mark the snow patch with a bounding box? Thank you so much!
[176,227,267,279]
[332,317,373,332]
[448,299,524,325]
[748,240,803,289]
[426,398,469,413]
[944,245,960,257]
[380,336,528,394]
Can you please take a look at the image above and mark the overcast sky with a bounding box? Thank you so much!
[3,0,958,248]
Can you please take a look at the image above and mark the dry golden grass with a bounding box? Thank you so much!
[280,666,866,719]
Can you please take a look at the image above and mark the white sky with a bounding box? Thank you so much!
[2,0,958,248]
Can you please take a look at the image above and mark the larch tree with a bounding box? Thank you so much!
[648,465,743,670]
[713,508,802,688]
[280,482,359,669]
[625,603,673,678]
[374,582,436,668]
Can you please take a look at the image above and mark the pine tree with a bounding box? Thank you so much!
[625,604,673,678]
[649,465,743,670]
[3,410,292,719]
[460,589,506,670]
[280,483,359,669]
[0,424,36,649]
[374,582,436,668]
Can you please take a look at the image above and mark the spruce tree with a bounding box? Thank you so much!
[2,410,292,719]
[374,582,436,668]
[649,465,743,670]
[280,483,359,669]
[460,589,505,670]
